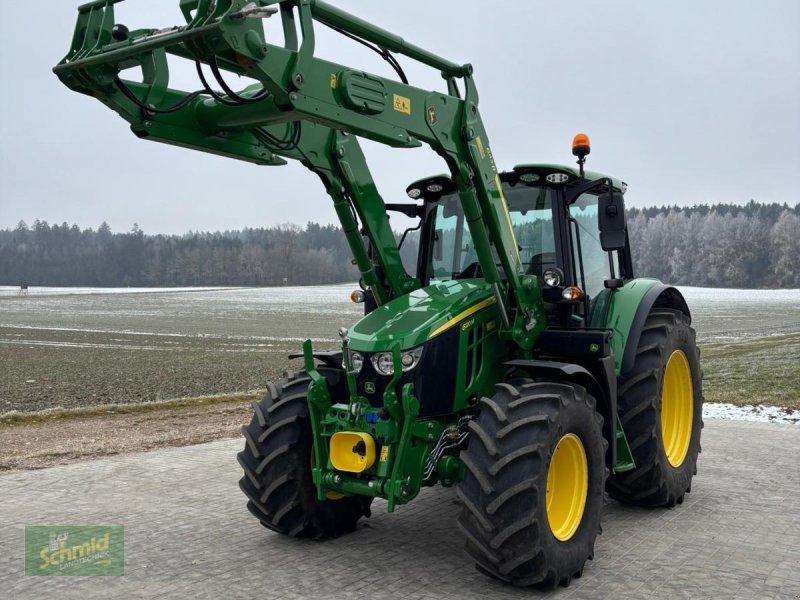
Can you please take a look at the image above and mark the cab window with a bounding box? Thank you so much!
[570,193,617,299]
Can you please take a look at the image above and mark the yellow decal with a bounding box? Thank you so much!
[486,320,496,332]
[461,318,475,332]
[330,74,337,89]
[495,174,522,264]
[380,446,389,462]
[475,136,485,159]
[392,94,411,115]
[428,296,497,340]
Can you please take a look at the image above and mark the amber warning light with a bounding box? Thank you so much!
[572,133,591,177]
[572,133,590,158]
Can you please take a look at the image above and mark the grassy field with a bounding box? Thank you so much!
[701,332,800,409]
[1,285,798,414]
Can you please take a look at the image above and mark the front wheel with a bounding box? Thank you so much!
[237,369,371,538]
[456,381,607,587]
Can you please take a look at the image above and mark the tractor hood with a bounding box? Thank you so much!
[347,280,497,352]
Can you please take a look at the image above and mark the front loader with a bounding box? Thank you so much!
[55,0,704,587]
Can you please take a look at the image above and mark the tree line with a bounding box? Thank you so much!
[627,201,799,288]
[0,201,797,288]
[0,221,363,287]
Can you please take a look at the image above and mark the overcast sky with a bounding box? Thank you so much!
[0,1,798,234]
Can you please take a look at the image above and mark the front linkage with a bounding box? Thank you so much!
[304,339,464,512]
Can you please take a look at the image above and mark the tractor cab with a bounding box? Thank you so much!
[398,162,632,329]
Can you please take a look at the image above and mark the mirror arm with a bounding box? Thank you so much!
[565,177,612,206]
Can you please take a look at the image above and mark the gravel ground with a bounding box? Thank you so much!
[2,398,796,474]
[0,396,257,472]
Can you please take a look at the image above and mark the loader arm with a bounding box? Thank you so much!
[54,0,546,349]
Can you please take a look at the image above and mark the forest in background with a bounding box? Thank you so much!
[1,201,798,288]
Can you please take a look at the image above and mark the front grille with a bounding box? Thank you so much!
[355,326,459,417]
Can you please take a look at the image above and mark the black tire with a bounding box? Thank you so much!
[607,308,703,507]
[456,381,607,587]
[237,369,371,538]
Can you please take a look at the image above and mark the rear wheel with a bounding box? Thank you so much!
[456,381,606,587]
[607,308,703,507]
[237,369,371,538]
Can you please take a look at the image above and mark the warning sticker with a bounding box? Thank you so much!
[380,446,389,462]
[393,94,411,115]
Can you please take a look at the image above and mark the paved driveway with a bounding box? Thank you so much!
[2,420,799,599]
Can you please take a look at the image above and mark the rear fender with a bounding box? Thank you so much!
[605,279,690,375]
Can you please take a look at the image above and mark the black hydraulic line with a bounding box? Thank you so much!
[209,57,270,103]
[113,77,203,115]
[319,21,409,84]
[194,61,243,106]
[253,122,302,152]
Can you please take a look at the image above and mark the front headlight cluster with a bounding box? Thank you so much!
[372,346,424,375]
[344,347,424,376]
[347,351,364,374]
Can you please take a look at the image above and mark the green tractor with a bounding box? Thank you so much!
[55,0,703,587]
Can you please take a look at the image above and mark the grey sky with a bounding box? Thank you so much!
[0,0,798,234]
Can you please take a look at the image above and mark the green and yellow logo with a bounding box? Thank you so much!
[25,525,124,576]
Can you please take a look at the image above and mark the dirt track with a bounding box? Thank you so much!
[0,396,257,472]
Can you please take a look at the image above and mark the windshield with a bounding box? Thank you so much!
[430,185,557,281]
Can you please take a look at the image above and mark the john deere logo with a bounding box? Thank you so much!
[364,382,376,394]
[589,343,599,353]
[25,525,124,576]
[427,106,437,126]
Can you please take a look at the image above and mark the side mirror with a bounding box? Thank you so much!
[434,229,443,261]
[598,192,627,250]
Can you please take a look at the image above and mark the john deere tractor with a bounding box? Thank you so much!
[55,0,703,587]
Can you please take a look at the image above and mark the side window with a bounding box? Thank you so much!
[570,194,612,300]
[430,197,474,281]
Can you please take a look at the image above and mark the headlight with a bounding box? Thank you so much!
[370,346,424,376]
[545,172,570,184]
[343,351,364,374]
[542,267,563,288]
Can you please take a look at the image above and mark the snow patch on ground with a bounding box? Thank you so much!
[704,403,799,425]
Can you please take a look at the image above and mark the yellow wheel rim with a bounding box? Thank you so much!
[660,350,693,468]
[546,433,588,542]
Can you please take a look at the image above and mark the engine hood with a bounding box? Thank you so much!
[347,279,497,352]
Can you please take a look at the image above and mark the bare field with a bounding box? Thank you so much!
[0,285,359,414]
[1,285,798,415]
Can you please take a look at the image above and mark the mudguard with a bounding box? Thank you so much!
[605,279,691,375]
[504,358,618,468]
